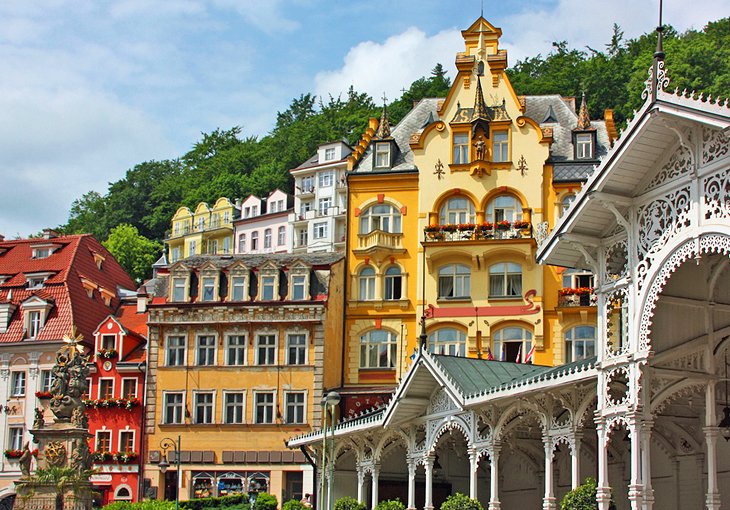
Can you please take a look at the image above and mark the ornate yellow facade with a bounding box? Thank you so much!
[166,197,238,263]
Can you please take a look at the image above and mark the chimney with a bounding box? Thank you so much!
[42,229,59,239]
[136,286,148,313]
[0,234,4,242]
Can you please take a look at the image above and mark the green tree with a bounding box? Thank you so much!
[102,224,161,283]
[374,499,405,510]
[440,493,483,510]
[252,492,278,510]
[334,497,366,510]
[63,191,108,240]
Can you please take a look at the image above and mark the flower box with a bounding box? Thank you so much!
[513,220,530,229]
[4,449,23,459]
[35,391,52,399]
[97,348,118,359]
[496,220,512,230]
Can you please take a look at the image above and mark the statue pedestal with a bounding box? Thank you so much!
[14,481,94,510]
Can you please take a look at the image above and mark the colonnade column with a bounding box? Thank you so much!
[356,466,365,505]
[703,427,721,510]
[406,462,416,510]
[571,433,582,490]
[641,421,654,510]
[542,437,556,510]
[424,457,434,510]
[371,465,380,510]
[488,444,501,510]
[595,418,612,510]
[469,450,479,500]
[627,417,644,510]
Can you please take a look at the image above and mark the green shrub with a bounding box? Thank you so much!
[252,492,278,510]
[282,500,307,510]
[374,499,405,510]
[334,497,366,510]
[179,494,248,510]
[560,478,596,510]
[439,493,483,510]
[103,502,174,510]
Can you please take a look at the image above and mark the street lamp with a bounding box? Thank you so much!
[159,436,182,510]
[320,391,340,510]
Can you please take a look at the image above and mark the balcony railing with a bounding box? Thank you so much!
[354,230,404,254]
[558,289,597,307]
[166,219,233,239]
[423,222,532,243]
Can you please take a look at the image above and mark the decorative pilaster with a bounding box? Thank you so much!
[596,418,611,510]
[407,462,416,510]
[703,427,721,510]
[627,418,644,510]
[641,421,654,510]
[488,444,501,510]
[356,466,365,505]
[469,449,479,500]
[371,465,380,510]
[424,456,434,510]
[542,437,556,510]
[571,433,582,490]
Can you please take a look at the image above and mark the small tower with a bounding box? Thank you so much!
[372,95,398,170]
[572,92,597,160]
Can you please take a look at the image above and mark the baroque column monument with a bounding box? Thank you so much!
[14,328,94,510]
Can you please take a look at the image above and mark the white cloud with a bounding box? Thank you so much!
[211,0,299,34]
[314,27,463,103]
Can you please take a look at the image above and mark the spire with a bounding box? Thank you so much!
[375,93,391,139]
[576,92,591,130]
[644,0,669,102]
[471,75,489,123]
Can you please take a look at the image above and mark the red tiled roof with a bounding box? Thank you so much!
[122,342,146,363]
[116,304,147,338]
[0,235,135,344]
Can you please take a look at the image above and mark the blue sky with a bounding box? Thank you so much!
[0,0,723,238]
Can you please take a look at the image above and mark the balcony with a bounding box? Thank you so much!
[298,186,316,199]
[558,288,597,307]
[353,230,405,256]
[423,222,532,243]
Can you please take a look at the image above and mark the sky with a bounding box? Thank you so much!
[0,0,725,238]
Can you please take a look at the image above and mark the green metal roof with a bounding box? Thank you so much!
[431,355,546,396]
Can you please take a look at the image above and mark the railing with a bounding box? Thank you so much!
[355,230,404,252]
[558,289,597,307]
[166,219,233,239]
[423,222,533,243]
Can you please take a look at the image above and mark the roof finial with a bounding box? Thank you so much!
[375,92,391,139]
[642,0,670,102]
[576,91,591,129]
[481,0,484,18]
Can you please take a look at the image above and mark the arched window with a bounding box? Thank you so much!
[439,197,475,225]
[489,263,522,298]
[264,228,272,249]
[438,264,470,299]
[560,194,576,217]
[251,231,259,251]
[428,328,466,356]
[565,326,596,363]
[358,267,375,301]
[238,234,246,253]
[114,486,132,501]
[493,326,532,362]
[278,226,286,246]
[384,266,402,301]
[360,330,398,368]
[486,195,522,223]
[359,204,402,234]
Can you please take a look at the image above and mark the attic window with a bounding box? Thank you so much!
[325,147,335,161]
[26,272,53,289]
[100,287,115,307]
[92,251,105,270]
[32,248,51,259]
[375,143,391,168]
[575,133,594,159]
[81,278,98,298]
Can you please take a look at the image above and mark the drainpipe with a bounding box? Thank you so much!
[138,359,147,501]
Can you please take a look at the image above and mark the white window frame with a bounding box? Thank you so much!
[428,328,467,356]
[453,132,469,164]
[225,335,247,366]
[374,142,391,168]
[486,195,523,223]
[166,335,187,367]
[439,197,476,225]
[118,429,136,453]
[171,276,187,302]
[313,222,328,239]
[264,229,272,249]
[438,264,471,299]
[193,391,215,425]
[319,171,333,187]
[251,231,259,251]
[384,266,402,301]
[253,390,276,424]
[40,369,54,393]
[98,378,115,400]
[359,330,398,369]
[101,334,116,351]
[489,263,523,298]
[255,333,277,365]
[121,378,138,399]
[230,274,248,301]
[95,429,112,452]
[493,130,510,162]
[200,276,217,302]
[8,426,24,451]
[286,333,307,365]
[260,275,277,300]
[301,176,315,193]
[196,335,217,366]
[576,133,593,159]
[324,147,335,161]
[28,310,42,338]
[493,326,533,362]
[358,267,376,301]
[359,204,402,234]
[284,391,307,424]
[278,226,286,246]
[10,371,26,397]
[238,234,246,253]
[318,197,332,215]
[222,391,246,424]
[163,392,185,424]
[565,325,597,363]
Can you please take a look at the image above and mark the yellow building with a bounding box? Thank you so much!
[166,198,239,263]
[144,253,344,503]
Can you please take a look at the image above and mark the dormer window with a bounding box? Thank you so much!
[171,275,188,302]
[375,143,391,168]
[101,334,116,351]
[324,147,335,161]
[201,276,216,301]
[288,264,310,301]
[261,276,276,300]
[230,276,247,301]
[252,206,258,216]
[575,133,594,159]
[198,217,205,230]
[258,264,280,301]
[26,272,53,289]
[22,296,53,339]
[28,311,42,338]
[33,248,51,259]
[244,207,251,218]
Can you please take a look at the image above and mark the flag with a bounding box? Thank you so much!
[524,345,536,364]
[486,347,494,361]
[515,344,522,363]
[500,347,506,361]
[409,348,418,361]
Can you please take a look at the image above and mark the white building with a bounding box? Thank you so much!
[289,141,351,253]
[233,189,294,254]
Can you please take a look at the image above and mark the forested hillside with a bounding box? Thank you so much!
[61,19,729,280]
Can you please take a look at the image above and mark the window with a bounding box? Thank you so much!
[11,371,26,397]
[28,310,42,338]
[40,370,53,393]
[277,199,284,211]
[264,229,272,249]
[167,336,186,366]
[201,277,216,302]
[565,326,596,363]
[27,276,46,288]
[486,195,523,223]
[252,206,258,216]
[189,240,197,256]
[313,222,328,239]
[32,247,51,259]
[194,392,214,424]
[196,335,216,366]
[360,330,398,369]
[298,229,308,247]
[120,431,134,452]
[576,133,593,159]
[171,247,181,263]
[384,266,402,300]
[251,232,259,251]
[493,131,509,162]
[439,197,475,224]
[562,270,594,289]
[164,393,184,424]
[254,392,275,424]
[101,335,115,351]
[122,379,138,399]
[285,392,305,424]
[115,487,132,501]
[238,234,246,253]
[207,239,218,254]
[560,194,576,217]
[291,275,307,300]
[278,226,286,246]
[224,392,245,424]
[302,176,314,192]
[226,335,246,365]
[172,277,186,302]
[9,427,23,450]
[428,328,467,356]
[244,207,251,218]
[301,201,312,214]
[231,276,247,301]
[359,204,402,234]
[318,198,332,215]
[198,217,206,230]
[493,327,532,362]
[98,379,114,399]
[270,201,278,213]
[96,430,112,452]
[287,334,307,365]
[224,211,230,224]
[489,263,523,298]
[358,267,375,301]
[375,142,391,168]
[319,172,333,187]
[324,147,335,161]
[261,276,276,300]
[438,264,471,299]
[453,133,469,164]
[256,334,276,365]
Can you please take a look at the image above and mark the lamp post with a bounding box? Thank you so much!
[319,391,340,510]
[158,436,182,510]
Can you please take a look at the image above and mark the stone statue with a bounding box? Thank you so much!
[18,443,32,478]
[70,439,92,472]
[33,408,44,430]
[50,344,90,422]
[473,135,487,161]
[71,407,87,429]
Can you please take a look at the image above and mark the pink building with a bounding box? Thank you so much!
[233,189,293,254]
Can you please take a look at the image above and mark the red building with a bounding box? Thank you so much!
[86,300,147,504]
